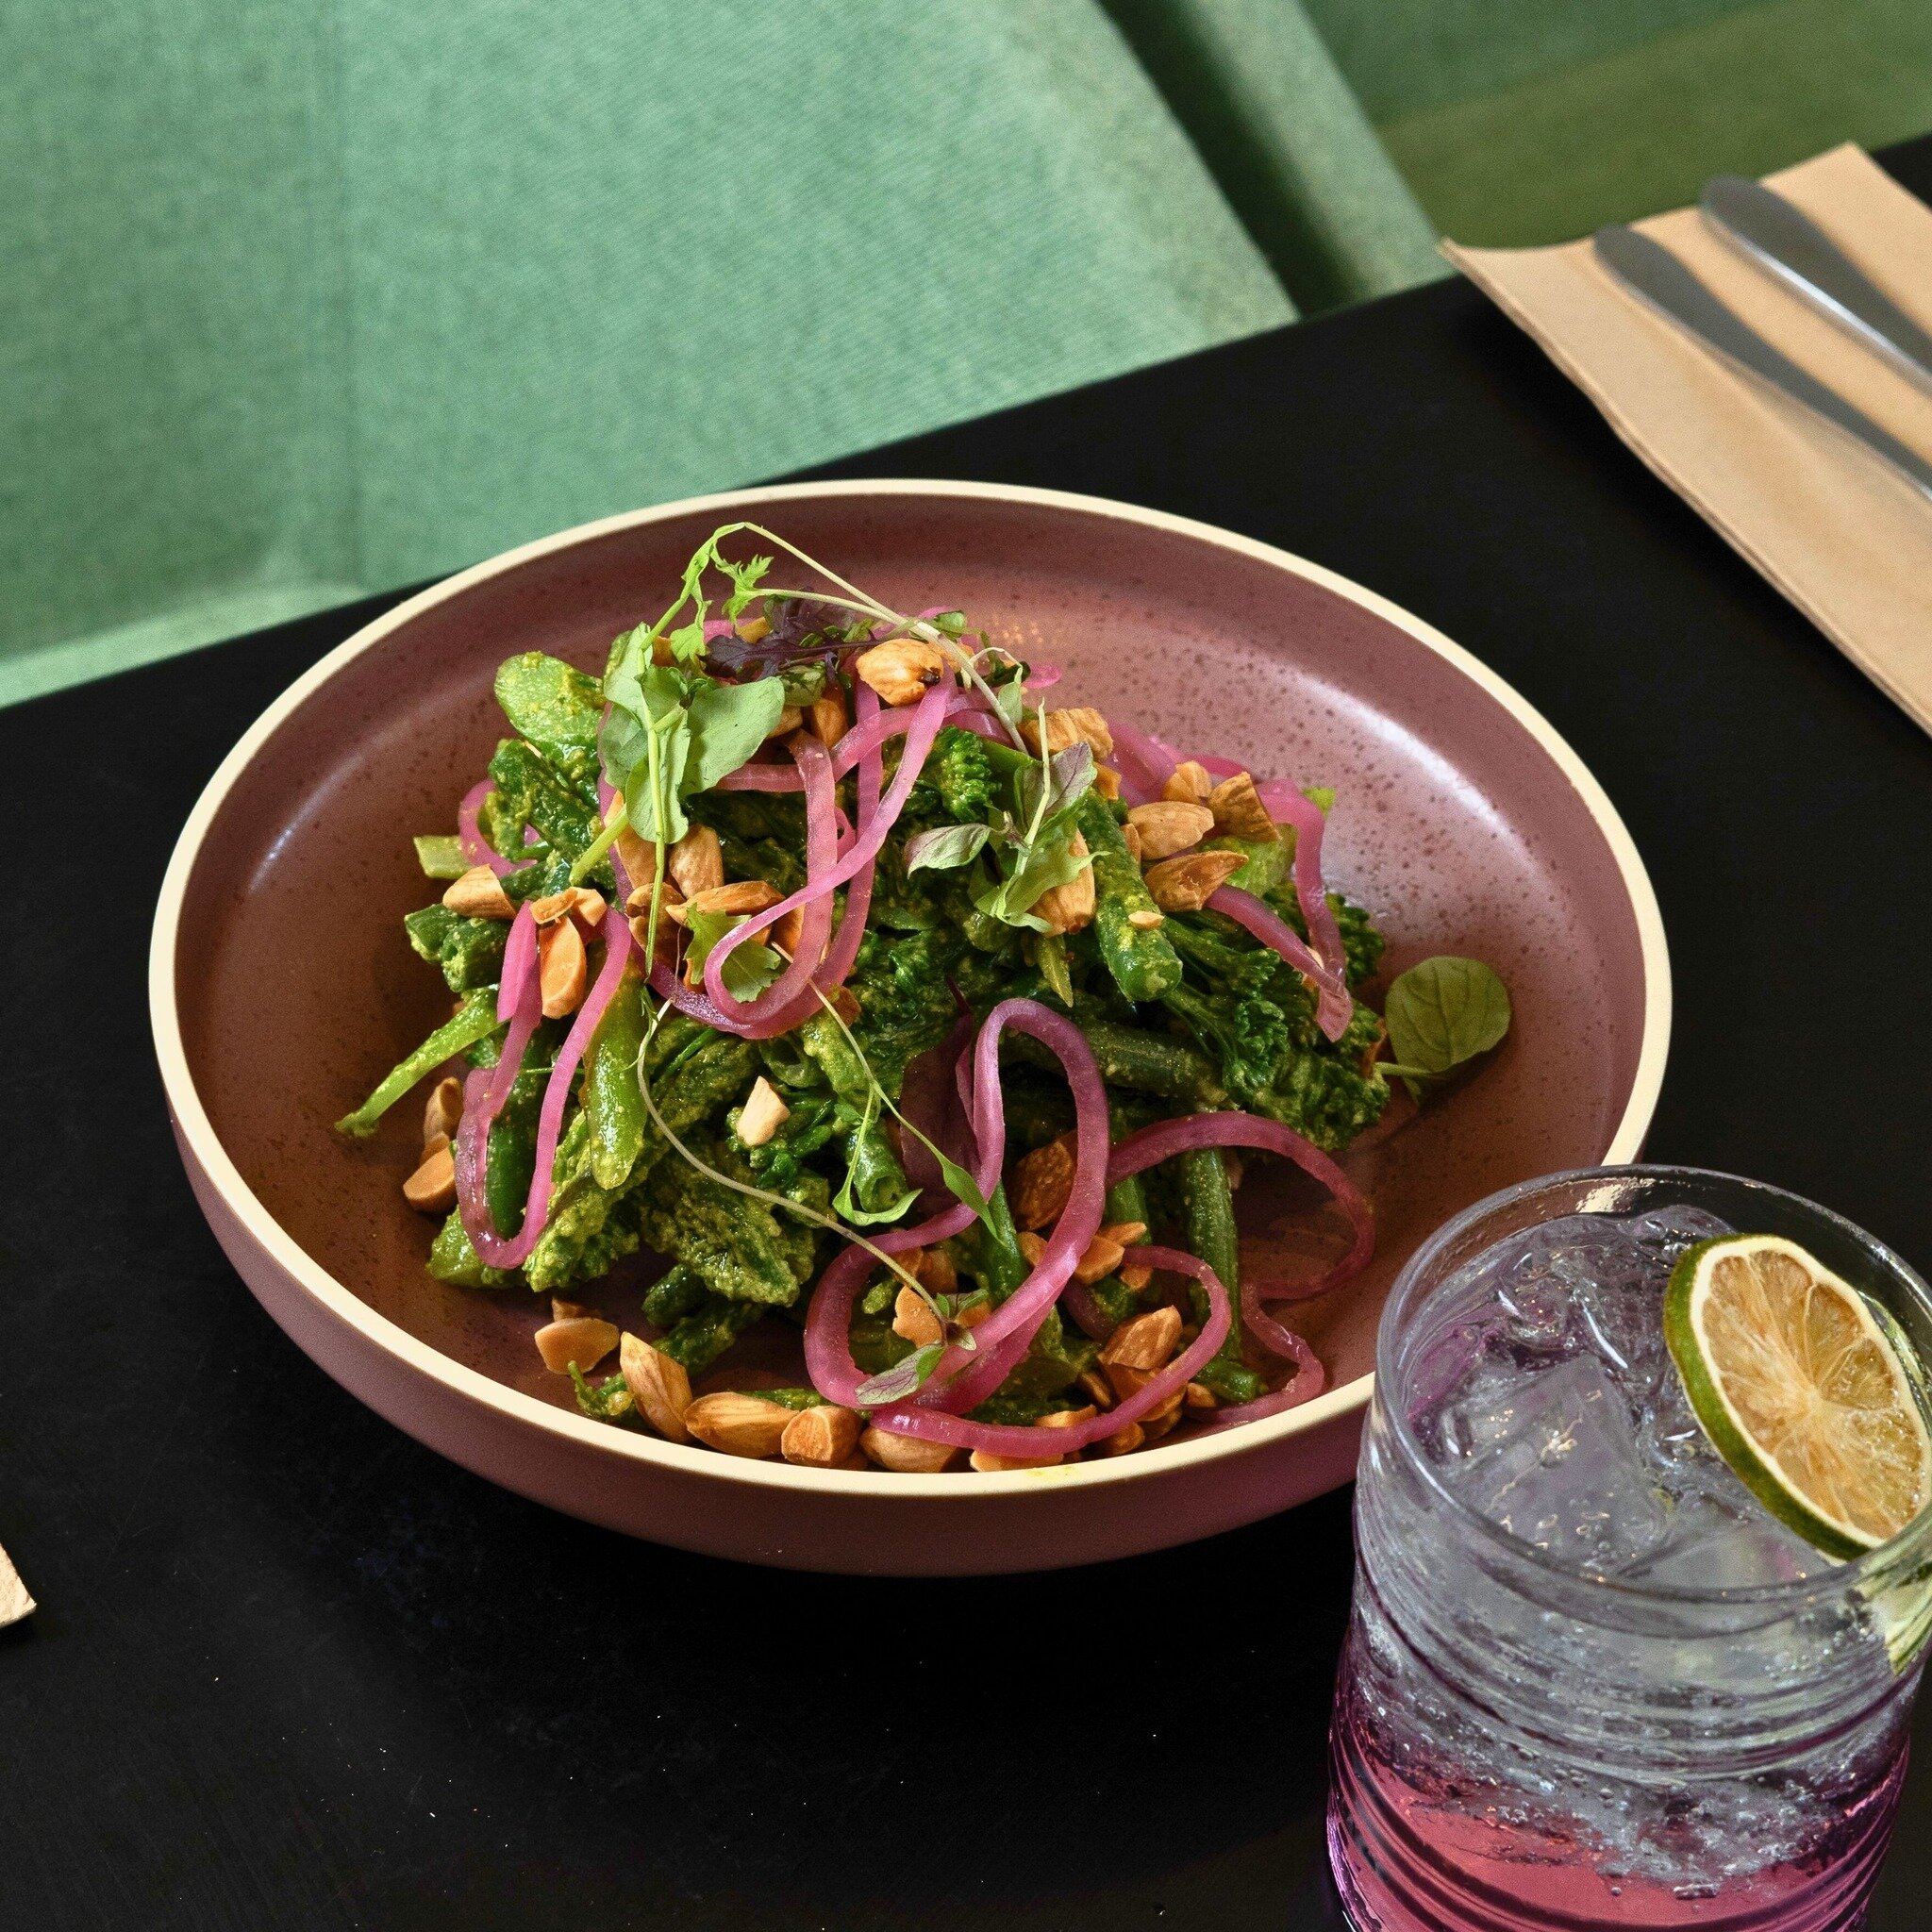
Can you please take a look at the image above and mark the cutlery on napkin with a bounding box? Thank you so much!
[1444,145,1932,733]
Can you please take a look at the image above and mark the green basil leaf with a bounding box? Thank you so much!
[905,823,990,873]
[1383,957,1512,1100]
[685,676,786,793]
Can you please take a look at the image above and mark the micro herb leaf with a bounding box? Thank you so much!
[623,709,691,845]
[1381,956,1512,1102]
[976,833,1090,928]
[1016,741,1093,824]
[413,834,469,879]
[683,908,784,1003]
[685,675,785,793]
[720,553,773,618]
[994,678,1026,727]
[1035,931,1074,1008]
[854,1343,944,1407]
[904,823,990,874]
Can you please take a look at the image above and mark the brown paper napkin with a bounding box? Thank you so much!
[1446,145,1932,730]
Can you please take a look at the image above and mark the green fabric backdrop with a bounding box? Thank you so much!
[0,1,1291,707]
[8,0,1931,704]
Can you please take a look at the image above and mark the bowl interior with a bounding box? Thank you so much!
[172,486,1657,1429]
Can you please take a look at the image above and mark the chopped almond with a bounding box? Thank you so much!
[402,1141,457,1214]
[808,687,849,747]
[1185,1380,1218,1411]
[1078,1368,1116,1410]
[1126,908,1163,930]
[1101,1306,1182,1375]
[423,1075,463,1149]
[734,612,772,644]
[854,638,947,707]
[551,1297,591,1322]
[1017,1231,1048,1267]
[1118,1260,1154,1292]
[1207,772,1279,842]
[826,984,861,1024]
[668,824,724,898]
[683,1392,791,1458]
[534,1315,620,1375]
[892,1285,943,1348]
[1033,831,1095,936]
[736,1076,791,1148]
[1125,801,1215,859]
[970,1405,1095,1474]
[861,1427,959,1473]
[1073,1233,1126,1284]
[1121,821,1144,865]
[1011,1130,1079,1230]
[765,705,804,740]
[613,826,659,886]
[1092,763,1121,800]
[1144,850,1246,913]
[1021,706,1113,758]
[781,1404,860,1468]
[671,879,784,924]
[442,865,514,920]
[619,1332,691,1441]
[1099,1220,1148,1247]
[539,917,587,1017]
[1092,1421,1145,1457]
[914,1246,957,1296]
[1162,760,1213,805]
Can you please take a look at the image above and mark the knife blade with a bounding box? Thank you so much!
[1699,174,1932,390]
[1591,225,1932,505]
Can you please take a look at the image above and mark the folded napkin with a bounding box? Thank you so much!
[1446,145,1932,731]
[0,1540,32,1626]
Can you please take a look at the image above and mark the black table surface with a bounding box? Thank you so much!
[8,138,1932,1932]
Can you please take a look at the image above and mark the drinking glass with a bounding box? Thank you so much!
[1327,1166,1932,1931]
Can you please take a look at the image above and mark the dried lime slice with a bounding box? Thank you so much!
[1664,1234,1932,1560]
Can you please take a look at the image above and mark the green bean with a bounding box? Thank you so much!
[1049,1019,1226,1109]
[1075,795,1181,1002]
[1103,1097,1152,1230]
[745,1387,825,1410]
[334,990,500,1137]
[584,968,649,1188]
[1177,1147,1266,1404]
[641,1262,708,1330]
[973,1183,1032,1302]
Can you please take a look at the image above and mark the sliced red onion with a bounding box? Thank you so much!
[1208,886,1352,1043]
[702,679,948,1018]
[804,999,1110,1415]
[454,901,633,1270]
[458,780,525,878]
[1106,1110,1374,1358]
[1194,1341,1325,1433]
[868,1246,1229,1460]
[1253,780,1349,994]
[1105,721,1181,806]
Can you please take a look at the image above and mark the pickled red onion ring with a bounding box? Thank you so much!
[454,901,633,1269]
[1105,1110,1373,1357]
[869,1246,1230,1460]
[1195,1341,1326,1432]
[1208,886,1352,1043]
[458,780,525,878]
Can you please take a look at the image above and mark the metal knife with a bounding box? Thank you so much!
[1591,224,1932,505]
[1699,174,1932,390]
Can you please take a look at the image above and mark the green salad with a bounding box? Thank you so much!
[339,525,1510,1472]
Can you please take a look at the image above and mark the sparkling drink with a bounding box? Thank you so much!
[1327,1169,1932,1931]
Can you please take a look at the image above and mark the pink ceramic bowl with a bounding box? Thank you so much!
[150,480,1668,1574]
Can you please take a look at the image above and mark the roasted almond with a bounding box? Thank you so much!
[736,1075,791,1148]
[442,865,514,920]
[683,1392,791,1458]
[1125,801,1215,859]
[627,911,679,969]
[1033,831,1095,936]
[734,611,772,644]
[423,1074,463,1148]
[1223,1149,1244,1191]
[1092,763,1121,800]
[808,687,849,747]
[914,1245,958,1296]
[551,1297,591,1322]
[1139,1405,1184,1443]
[765,705,804,740]
[1208,771,1279,842]
[1126,908,1163,930]
[1021,705,1113,758]
[619,1332,691,1441]
[861,1426,959,1473]
[854,638,947,707]
[1077,1368,1116,1410]
[402,1141,457,1214]
[674,879,785,926]
[1011,1131,1079,1230]
[1101,1305,1182,1374]
[534,1315,620,1375]
[969,1405,1095,1473]
[1016,1231,1048,1267]
[1118,1260,1154,1292]
[528,886,608,928]
[1143,849,1247,912]
[772,906,806,957]
[1091,1420,1145,1457]
[1121,821,1144,865]
[613,826,659,885]
[668,824,724,898]
[1141,1387,1186,1428]
[1072,1233,1125,1285]
[624,876,685,917]
[1099,1220,1148,1247]
[1162,760,1213,805]
[892,1285,943,1348]
[953,1294,991,1332]
[539,917,587,1017]
[781,1404,860,1468]
[1185,1380,1218,1411]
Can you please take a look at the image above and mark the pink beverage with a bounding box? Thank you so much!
[1326,1169,1932,1932]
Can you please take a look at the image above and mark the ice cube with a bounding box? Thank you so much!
[1619,1493,1824,1591]
[1446,1355,1670,1570]
[1625,1205,1734,1262]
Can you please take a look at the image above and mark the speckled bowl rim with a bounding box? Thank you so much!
[150,477,1671,1503]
